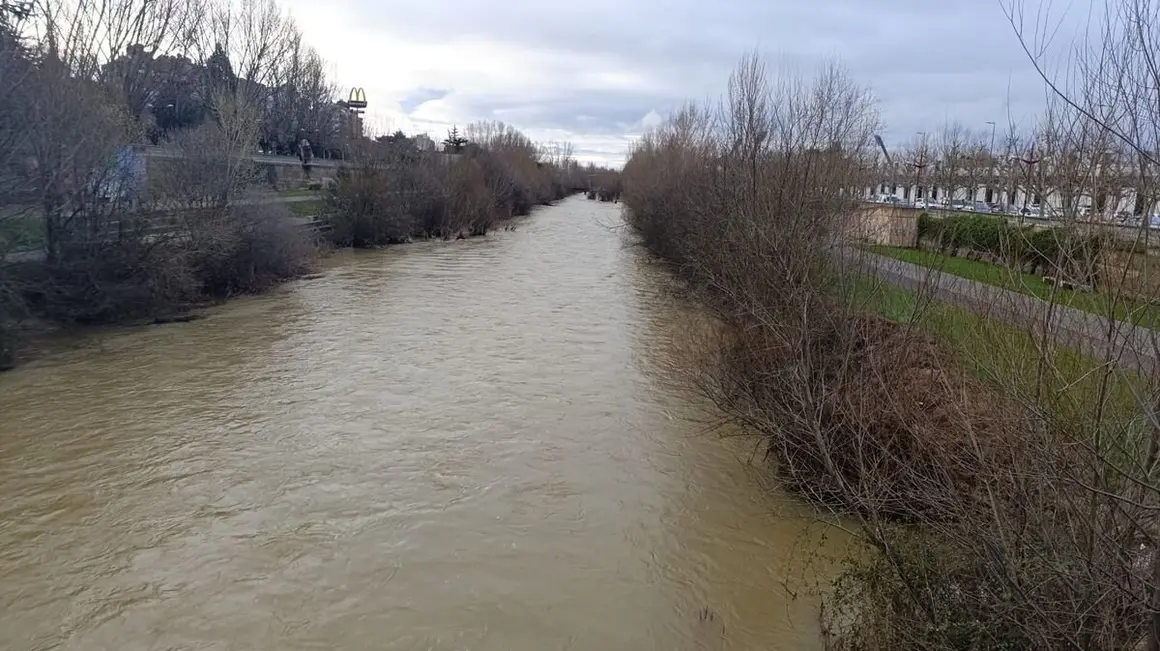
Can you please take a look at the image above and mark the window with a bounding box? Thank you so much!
[903,187,911,199]
[931,187,939,200]
[917,186,925,199]
[984,188,994,203]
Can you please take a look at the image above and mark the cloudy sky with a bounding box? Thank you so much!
[279,0,1083,167]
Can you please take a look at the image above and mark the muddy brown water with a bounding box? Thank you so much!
[0,197,849,650]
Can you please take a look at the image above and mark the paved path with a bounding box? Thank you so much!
[144,147,343,169]
[850,249,1160,375]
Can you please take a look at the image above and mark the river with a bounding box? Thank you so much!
[0,196,848,650]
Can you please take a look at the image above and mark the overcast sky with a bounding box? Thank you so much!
[280,0,1078,167]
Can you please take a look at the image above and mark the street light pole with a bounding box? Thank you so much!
[986,121,996,205]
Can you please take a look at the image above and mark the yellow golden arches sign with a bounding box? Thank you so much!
[347,87,367,109]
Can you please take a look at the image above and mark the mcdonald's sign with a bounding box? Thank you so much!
[347,87,367,110]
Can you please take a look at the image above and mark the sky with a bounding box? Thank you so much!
[278,0,1088,167]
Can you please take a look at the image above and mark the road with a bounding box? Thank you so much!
[851,249,1159,375]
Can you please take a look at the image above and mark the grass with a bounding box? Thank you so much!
[869,245,1160,329]
[278,187,323,198]
[844,274,1148,426]
[0,215,46,253]
[288,200,324,218]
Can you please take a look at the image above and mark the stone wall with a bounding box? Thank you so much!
[847,205,919,247]
[141,153,339,194]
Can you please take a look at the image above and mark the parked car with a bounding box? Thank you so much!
[914,198,938,210]
[947,199,971,212]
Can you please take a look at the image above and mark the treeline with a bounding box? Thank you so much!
[0,0,331,369]
[0,0,587,370]
[623,49,1160,650]
[325,122,586,246]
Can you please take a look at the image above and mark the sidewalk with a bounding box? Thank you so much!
[851,249,1159,375]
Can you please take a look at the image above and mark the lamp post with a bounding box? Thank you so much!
[985,121,996,201]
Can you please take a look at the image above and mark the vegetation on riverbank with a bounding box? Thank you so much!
[323,122,583,246]
[622,46,1160,650]
[869,244,1160,327]
[0,1,326,369]
[0,1,599,371]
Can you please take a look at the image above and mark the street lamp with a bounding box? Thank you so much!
[985,121,997,204]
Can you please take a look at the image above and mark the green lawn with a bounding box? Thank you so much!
[0,215,46,253]
[288,200,324,218]
[869,245,1160,329]
[844,274,1148,426]
[278,187,323,198]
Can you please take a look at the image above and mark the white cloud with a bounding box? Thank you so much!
[275,0,1069,166]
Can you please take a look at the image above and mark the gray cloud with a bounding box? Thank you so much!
[288,0,1088,164]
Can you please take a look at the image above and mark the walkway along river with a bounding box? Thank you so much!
[0,196,849,650]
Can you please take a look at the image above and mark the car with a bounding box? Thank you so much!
[914,198,938,210]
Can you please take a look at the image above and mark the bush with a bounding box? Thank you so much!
[22,239,199,324]
[190,202,315,297]
[324,125,575,248]
[916,212,939,242]
[0,273,22,370]
[623,52,1160,651]
[923,212,1107,279]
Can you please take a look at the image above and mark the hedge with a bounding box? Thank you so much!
[917,212,1107,278]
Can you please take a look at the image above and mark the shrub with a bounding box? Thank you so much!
[623,51,1160,651]
[324,126,575,248]
[23,239,199,324]
[190,202,315,297]
[922,212,1107,279]
[916,212,939,242]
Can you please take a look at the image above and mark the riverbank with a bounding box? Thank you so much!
[0,121,594,372]
[0,198,544,372]
[622,54,1160,651]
